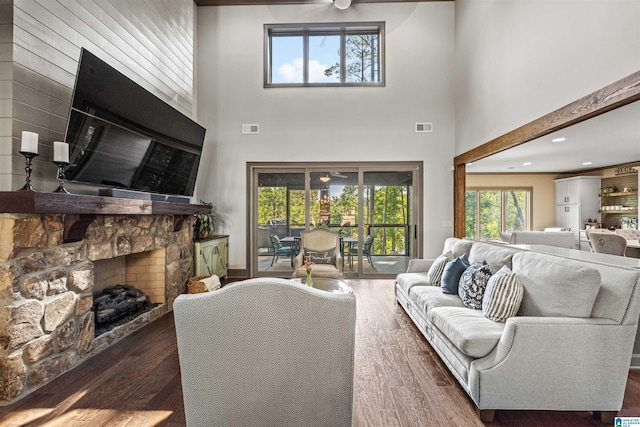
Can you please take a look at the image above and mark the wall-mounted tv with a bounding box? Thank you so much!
[63,48,205,198]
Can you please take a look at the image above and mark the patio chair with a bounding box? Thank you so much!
[270,234,293,266]
[173,277,356,427]
[348,234,374,266]
[294,228,342,278]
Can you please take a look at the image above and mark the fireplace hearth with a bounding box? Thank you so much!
[0,193,209,405]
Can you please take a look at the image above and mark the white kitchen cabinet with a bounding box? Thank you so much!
[554,176,601,232]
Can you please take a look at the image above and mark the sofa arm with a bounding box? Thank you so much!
[468,316,637,411]
[406,259,435,273]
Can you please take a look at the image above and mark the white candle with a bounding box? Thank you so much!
[53,141,69,163]
[21,131,39,154]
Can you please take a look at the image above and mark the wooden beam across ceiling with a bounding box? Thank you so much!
[195,0,451,6]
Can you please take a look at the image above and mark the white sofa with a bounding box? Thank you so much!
[395,238,640,422]
[500,230,576,248]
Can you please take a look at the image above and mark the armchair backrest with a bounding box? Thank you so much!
[300,228,341,254]
[174,278,356,427]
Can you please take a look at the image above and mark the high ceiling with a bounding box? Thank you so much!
[194,0,450,6]
[466,101,640,174]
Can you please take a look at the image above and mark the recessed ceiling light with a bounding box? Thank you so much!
[552,137,566,142]
[522,162,532,166]
[466,162,473,166]
[582,161,593,166]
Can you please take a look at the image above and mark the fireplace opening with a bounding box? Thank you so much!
[92,248,166,337]
[92,285,160,337]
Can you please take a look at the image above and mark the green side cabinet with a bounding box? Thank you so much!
[194,235,229,278]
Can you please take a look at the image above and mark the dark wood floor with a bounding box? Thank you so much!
[1,279,639,426]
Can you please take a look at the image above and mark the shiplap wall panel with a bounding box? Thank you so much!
[0,3,10,190]
[62,0,193,109]
[5,0,195,192]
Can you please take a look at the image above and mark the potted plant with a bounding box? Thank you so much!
[194,200,225,240]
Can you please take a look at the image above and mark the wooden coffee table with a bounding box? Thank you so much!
[293,277,353,294]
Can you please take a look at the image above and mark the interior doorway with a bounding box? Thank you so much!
[248,162,422,278]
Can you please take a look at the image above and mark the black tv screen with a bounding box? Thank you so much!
[63,48,205,197]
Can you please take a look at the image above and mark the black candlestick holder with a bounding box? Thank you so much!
[53,161,70,194]
[18,151,39,191]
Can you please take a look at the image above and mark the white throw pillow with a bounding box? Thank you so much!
[482,266,523,322]
[426,251,454,286]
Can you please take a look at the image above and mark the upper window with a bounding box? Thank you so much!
[264,22,385,87]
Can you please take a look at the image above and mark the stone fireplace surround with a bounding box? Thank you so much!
[0,192,208,404]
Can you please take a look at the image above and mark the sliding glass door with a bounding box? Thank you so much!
[249,162,421,278]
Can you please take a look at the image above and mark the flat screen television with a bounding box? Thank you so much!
[63,48,205,198]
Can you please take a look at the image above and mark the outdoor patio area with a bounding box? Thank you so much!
[258,254,410,276]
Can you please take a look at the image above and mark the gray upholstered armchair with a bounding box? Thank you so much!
[294,228,343,278]
[173,277,356,427]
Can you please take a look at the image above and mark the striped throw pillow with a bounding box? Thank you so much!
[426,251,454,286]
[482,266,524,322]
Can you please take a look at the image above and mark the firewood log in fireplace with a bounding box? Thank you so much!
[92,285,148,324]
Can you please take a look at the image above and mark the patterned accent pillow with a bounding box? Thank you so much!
[482,266,524,322]
[426,251,454,286]
[441,254,470,294]
[458,263,493,309]
[304,248,336,265]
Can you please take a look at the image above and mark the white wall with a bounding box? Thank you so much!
[455,0,640,156]
[196,2,456,270]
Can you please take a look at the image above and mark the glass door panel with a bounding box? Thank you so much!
[309,171,358,275]
[362,171,414,276]
[250,163,420,278]
[256,172,305,274]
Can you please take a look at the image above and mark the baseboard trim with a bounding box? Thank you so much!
[631,354,640,370]
[228,268,248,280]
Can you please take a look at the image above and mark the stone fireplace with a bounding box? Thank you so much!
[0,192,207,405]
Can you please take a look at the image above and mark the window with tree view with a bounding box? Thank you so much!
[265,22,384,87]
[465,189,531,240]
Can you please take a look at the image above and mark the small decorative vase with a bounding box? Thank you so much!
[306,270,313,287]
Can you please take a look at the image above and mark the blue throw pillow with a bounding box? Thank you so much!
[458,263,493,309]
[441,254,470,294]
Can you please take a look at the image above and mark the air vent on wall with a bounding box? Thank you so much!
[415,123,433,133]
[242,124,259,134]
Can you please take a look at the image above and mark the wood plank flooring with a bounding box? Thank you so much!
[1,279,639,426]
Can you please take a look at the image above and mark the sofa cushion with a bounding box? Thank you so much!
[441,254,470,294]
[426,251,454,287]
[409,285,466,316]
[443,238,473,259]
[429,307,504,358]
[459,263,493,309]
[468,242,514,273]
[396,272,432,293]
[482,266,523,322]
[513,251,601,317]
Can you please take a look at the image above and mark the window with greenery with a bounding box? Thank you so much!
[264,22,384,87]
[465,189,531,240]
